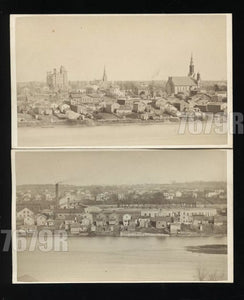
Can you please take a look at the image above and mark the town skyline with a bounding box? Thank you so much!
[14,15,228,82]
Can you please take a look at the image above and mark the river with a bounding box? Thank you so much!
[17,123,228,147]
[16,235,228,282]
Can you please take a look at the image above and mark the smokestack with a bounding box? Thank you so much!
[55,183,59,208]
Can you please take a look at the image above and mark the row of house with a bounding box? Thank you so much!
[16,206,227,236]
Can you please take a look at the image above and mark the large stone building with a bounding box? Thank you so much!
[165,55,201,95]
[47,65,68,90]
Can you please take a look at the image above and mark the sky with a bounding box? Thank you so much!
[15,150,227,185]
[13,14,228,82]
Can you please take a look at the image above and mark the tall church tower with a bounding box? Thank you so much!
[102,66,108,82]
[188,53,195,78]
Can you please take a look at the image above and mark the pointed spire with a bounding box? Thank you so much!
[102,65,107,82]
[190,53,194,65]
[188,52,195,77]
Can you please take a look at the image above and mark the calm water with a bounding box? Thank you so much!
[18,123,227,147]
[17,236,228,282]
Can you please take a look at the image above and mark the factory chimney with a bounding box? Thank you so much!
[55,182,59,208]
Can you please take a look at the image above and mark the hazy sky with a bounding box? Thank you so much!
[15,150,227,185]
[14,14,228,82]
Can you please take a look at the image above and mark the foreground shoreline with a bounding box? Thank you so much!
[17,231,227,238]
[18,118,227,128]
[18,119,179,128]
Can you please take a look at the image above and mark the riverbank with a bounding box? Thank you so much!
[17,118,180,128]
[17,114,228,127]
[17,230,226,238]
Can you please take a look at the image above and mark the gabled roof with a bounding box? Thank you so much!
[171,76,197,86]
[16,207,34,213]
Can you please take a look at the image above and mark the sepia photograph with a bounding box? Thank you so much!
[12,149,233,283]
[11,14,232,148]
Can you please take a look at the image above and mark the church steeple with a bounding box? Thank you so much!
[102,66,107,82]
[188,53,195,77]
[190,53,193,65]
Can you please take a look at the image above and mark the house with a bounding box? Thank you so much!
[70,224,81,235]
[80,213,93,224]
[64,216,76,225]
[36,214,48,226]
[108,213,119,225]
[70,104,87,114]
[22,196,31,202]
[34,194,42,201]
[105,102,120,113]
[141,113,149,120]
[137,217,151,228]
[169,223,181,234]
[194,104,208,112]
[133,101,146,113]
[171,100,189,112]
[79,217,90,227]
[44,193,53,201]
[179,211,193,224]
[44,108,53,115]
[207,102,226,113]
[96,213,107,227]
[96,193,109,202]
[17,208,34,220]
[91,224,97,232]
[122,214,132,226]
[58,103,70,113]
[46,219,55,227]
[59,193,77,209]
[192,215,211,226]
[116,105,132,115]
[155,216,172,229]
[24,215,35,226]
[152,98,168,109]
[206,191,220,198]
[163,192,174,200]
[117,98,133,106]
[175,191,182,198]
[117,193,126,201]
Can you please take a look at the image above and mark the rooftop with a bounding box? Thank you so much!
[170,76,197,86]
